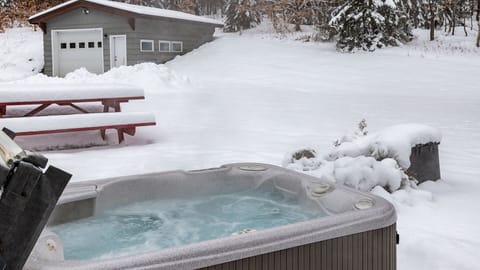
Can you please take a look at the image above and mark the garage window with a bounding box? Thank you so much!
[60,43,67,49]
[140,40,154,52]
[97,41,102,48]
[171,41,183,52]
[69,42,76,49]
[79,42,85,48]
[88,42,95,48]
[159,41,170,52]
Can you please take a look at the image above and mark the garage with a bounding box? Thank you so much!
[29,0,222,77]
[52,29,104,77]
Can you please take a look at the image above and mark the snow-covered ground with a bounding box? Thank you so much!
[1,25,480,269]
[0,28,44,82]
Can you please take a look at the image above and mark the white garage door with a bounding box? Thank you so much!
[53,29,104,77]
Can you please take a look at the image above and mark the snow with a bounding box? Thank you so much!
[374,0,396,8]
[0,112,155,133]
[29,0,223,26]
[1,25,480,270]
[330,123,442,168]
[0,83,144,103]
[21,64,191,94]
[282,124,433,192]
[335,156,405,191]
[0,28,44,82]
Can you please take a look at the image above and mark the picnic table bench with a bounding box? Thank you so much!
[0,112,156,143]
[0,83,156,143]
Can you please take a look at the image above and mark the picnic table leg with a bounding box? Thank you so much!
[100,129,106,140]
[114,102,121,112]
[0,105,6,117]
[101,101,121,112]
[25,104,50,116]
[117,129,125,143]
[102,101,110,113]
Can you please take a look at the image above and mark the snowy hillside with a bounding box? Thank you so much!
[1,25,480,269]
[0,28,44,82]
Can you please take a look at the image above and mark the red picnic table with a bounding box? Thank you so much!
[0,83,145,117]
[0,83,156,143]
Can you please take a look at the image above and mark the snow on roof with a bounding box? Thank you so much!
[29,0,223,26]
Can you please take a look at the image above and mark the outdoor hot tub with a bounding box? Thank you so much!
[26,163,397,270]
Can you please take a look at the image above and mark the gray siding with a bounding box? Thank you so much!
[199,224,397,270]
[43,8,217,76]
[130,18,214,65]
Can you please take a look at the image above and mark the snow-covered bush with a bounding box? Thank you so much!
[333,156,407,192]
[224,0,262,32]
[329,0,413,51]
[284,122,441,193]
[334,118,368,147]
[283,148,320,171]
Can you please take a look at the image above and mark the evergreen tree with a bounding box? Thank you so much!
[329,0,413,52]
[397,0,423,28]
[224,0,261,32]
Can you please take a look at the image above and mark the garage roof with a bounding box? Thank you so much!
[29,0,223,27]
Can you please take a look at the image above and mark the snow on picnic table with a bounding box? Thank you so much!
[0,112,155,133]
[0,83,144,103]
[1,26,480,269]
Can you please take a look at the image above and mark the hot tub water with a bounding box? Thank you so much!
[50,189,324,260]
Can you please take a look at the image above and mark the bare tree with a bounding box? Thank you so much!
[428,0,436,40]
[477,0,480,20]
[477,19,480,46]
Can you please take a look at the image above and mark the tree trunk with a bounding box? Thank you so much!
[451,5,455,36]
[430,16,435,40]
[477,0,480,21]
[429,0,435,41]
[477,21,480,47]
[294,23,301,31]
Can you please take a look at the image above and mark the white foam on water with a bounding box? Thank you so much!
[50,189,324,260]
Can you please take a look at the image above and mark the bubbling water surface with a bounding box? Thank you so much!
[51,189,324,260]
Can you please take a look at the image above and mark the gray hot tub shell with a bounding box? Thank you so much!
[26,163,397,270]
